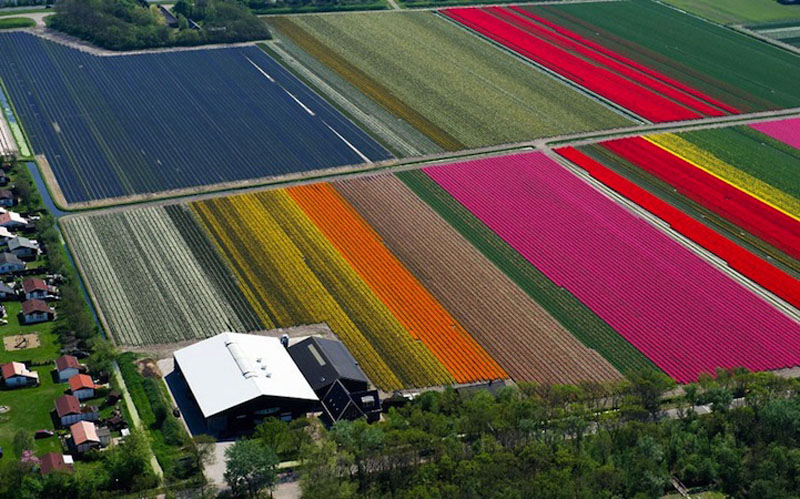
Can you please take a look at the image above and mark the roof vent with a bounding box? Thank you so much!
[225,340,257,379]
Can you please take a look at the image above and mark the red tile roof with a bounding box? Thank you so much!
[1,361,37,380]
[55,355,80,372]
[22,278,48,294]
[70,421,99,445]
[68,374,95,392]
[55,394,81,418]
[40,453,73,475]
[21,299,54,316]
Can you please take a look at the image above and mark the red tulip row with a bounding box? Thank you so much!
[556,146,800,310]
[602,137,800,262]
[442,6,736,122]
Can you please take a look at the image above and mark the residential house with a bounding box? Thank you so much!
[0,252,24,274]
[39,453,74,475]
[68,374,96,400]
[1,361,39,388]
[22,278,56,301]
[55,394,99,427]
[67,421,102,454]
[0,211,28,230]
[0,189,15,208]
[8,237,39,259]
[55,355,82,382]
[0,226,14,245]
[20,299,55,324]
[0,282,15,300]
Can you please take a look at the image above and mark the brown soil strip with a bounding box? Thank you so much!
[335,174,622,385]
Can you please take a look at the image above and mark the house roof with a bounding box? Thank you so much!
[0,212,26,225]
[39,453,73,475]
[69,374,95,392]
[1,361,38,380]
[55,355,80,372]
[289,337,369,391]
[0,227,12,239]
[9,237,37,251]
[21,299,53,315]
[0,252,23,265]
[70,421,99,445]
[55,394,81,418]
[173,332,318,418]
[23,277,48,294]
[0,190,12,200]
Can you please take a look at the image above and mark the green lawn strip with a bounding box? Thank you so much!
[0,17,35,29]
[677,126,800,199]
[531,1,800,112]
[0,366,64,457]
[663,0,800,25]
[396,169,660,377]
[0,300,61,364]
[116,352,194,480]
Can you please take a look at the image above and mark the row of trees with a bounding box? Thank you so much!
[47,0,270,51]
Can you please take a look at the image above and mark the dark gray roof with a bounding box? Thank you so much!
[0,252,23,265]
[309,337,367,384]
[0,282,13,294]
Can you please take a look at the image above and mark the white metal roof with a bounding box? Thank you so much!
[173,332,318,418]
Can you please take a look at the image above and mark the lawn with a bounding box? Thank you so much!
[663,0,800,25]
[0,300,61,364]
[268,12,630,151]
[529,0,800,113]
[0,17,34,29]
[0,366,65,457]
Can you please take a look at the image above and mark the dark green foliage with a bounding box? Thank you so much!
[247,0,386,14]
[224,439,279,497]
[680,126,800,198]
[396,169,659,376]
[299,371,800,498]
[47,0,270,51]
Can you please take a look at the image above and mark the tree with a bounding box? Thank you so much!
[299,440,356,499]
[629,369,676,420]
[224,438,279,498]
[103,429,158,492]
[12,430,34,458]
[87,336,115,375]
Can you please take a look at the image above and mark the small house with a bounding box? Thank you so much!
[8,237,39,259]
[39,453,74,475]
[55,355,82,382]
[55,394,99,427]
[0,189,15,208]
[1,361,39,388]
[22,278,55,301]
[67,421,102,454]
[0,252,24,274]
[20,299,55,324]
[0,226,14,245]
[0,282,15,300]
[68,374,96,400]
[0,211,28,229]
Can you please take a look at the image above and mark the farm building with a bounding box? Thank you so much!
[39,453,74,475]
[55,354,83,382]
[289,337,380,423]
[0,189,15,208]
[67,421,106,454]
[1,361,39,388]
[68,374,97,400]
[0,252,24,274]
[173,332,318,434]
[20,299,55,324]
[0,281,15,299]
[55,394,99,427]
[22,277,55,301]
[8,237,39,259]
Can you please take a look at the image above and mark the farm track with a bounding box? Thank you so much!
[334,174,623,385]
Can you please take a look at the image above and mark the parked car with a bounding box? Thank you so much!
[35,429,55,439]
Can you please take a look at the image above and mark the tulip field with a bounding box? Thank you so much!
[445,1,800,120]
[0,31,389,205]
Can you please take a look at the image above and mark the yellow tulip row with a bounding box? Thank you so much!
[648,134,800,219]
[191,190,453,391]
